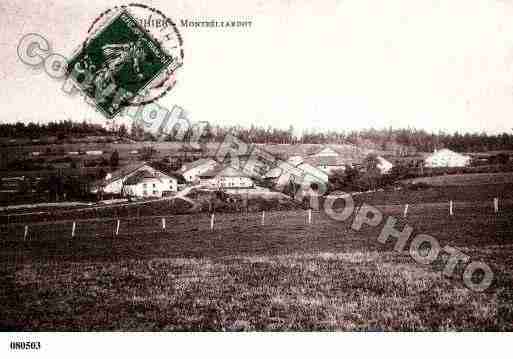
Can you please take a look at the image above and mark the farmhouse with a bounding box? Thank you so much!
[309,147,340,157]
[303,146,366,174]
[376,156,394,174]
[263,157,329,193]
[388,155,425,169]
[424,148,471,168]
[304,156,347,174]
[91,162,178,197]
[297,163,329,184]
[180,158,218,182]
[198,166,254,189]
[122,170,170,198]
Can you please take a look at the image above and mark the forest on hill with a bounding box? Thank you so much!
[3,120,513,154]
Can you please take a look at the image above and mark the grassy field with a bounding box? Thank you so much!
[357,182,513,206]
[1,193,513,331]
[403,172,513,186]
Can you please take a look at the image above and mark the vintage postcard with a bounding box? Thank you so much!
[1,0,512,357]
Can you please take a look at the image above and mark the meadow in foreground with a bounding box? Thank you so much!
[1,198,512,330]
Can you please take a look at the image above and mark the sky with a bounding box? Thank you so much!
[2,0,513,135]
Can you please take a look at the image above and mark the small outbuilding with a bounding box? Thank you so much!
[424,149,471,168]
[199,166,254,189]
[179,158,218,183]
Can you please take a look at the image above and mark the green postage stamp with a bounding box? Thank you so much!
[67,10,174,118]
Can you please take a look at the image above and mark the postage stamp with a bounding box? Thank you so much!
[85,4,184,106]
[67,8,181,118]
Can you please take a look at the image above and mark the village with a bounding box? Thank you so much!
[7,0,513,345]
[3,123,513,332]
[0,129,504,209]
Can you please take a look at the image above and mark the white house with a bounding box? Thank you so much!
[92,162,178,197]
[287,156,304,167]
[180,158,218,183]
[199,166,254,189]
[263,158,329,195]
[122,171,169,198]
[309,147,341,157]
[424,149,471,168]
[304,146,366,174]
[297,163,329,185]
[376,156,394,174]
[305,156,347,174]
[86,150,103,156]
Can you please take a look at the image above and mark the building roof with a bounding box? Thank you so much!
[308,147,341,157]
[199,165,250,179]
[260,143,368,158]
[263,160,330,183]
[287,155,304,166]
[303,155,352,167]
[179,158,217,173]
[107,161,147,182]
[92,162,178,189]
[376,155,394,172]
[377,155,393,165]
[297,163,329,183]
[91,161,147,188]
[306,144,365,157]
[301,145,366,167]
[264,166,283,179]
[167,171,186,184]
[425,148,470,161]
[123,170,162,186]
[240,145,367,180]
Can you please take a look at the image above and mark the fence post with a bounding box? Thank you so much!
[24,225,28,241]
[71,221,76,238]
[115,219,120,236]
[403,204,409,218]
[494,197,499,214]
[449,200,453,216]
[261,211,265,226]
[210,213,215,231]
[308,209,312,225]
[162,217,166,230]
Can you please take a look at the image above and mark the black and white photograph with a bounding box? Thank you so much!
[1,0,513,356]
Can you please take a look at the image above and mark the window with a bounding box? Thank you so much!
[143,190,148,196]
[153,183,156,188]
[143,183,147,188]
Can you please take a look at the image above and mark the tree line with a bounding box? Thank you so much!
[0,120,111,139]
[200,126,513,154]
[4,120,513,154]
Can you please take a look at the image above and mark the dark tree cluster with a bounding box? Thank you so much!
[0,120,111,139]
[198,125,513,154]
[5,119,513,155]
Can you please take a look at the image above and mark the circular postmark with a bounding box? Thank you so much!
[83,3,184,106]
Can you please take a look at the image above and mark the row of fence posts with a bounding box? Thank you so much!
[401,197,500,218]
[16,198,503,240]
[208,209,313,231]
